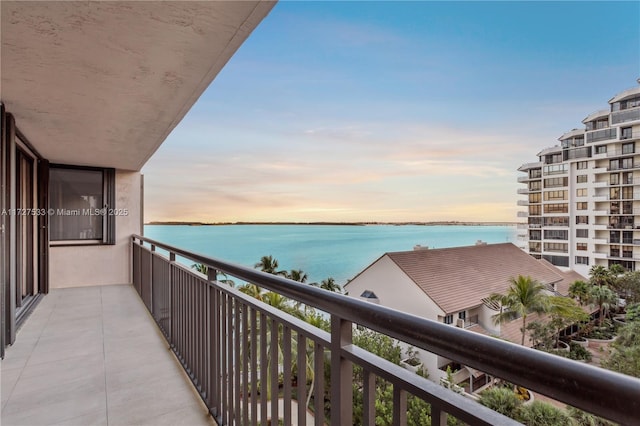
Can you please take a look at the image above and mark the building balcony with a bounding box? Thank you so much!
[3,235,640,426]
[1,285,214,426]
[517,211,529,218]
[586,128,617,143]
[592,180,608,188]
[607,149,636,158]
[516,188,530,195]
[612,107,640,125]
[516,200,529,206]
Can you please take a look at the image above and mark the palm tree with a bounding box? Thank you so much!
[288,269,308,283]
[319,277,342,293]
[489,275,550,345]
[191,262,208,275]
[239,283,264,301]
[254,255,286,276]
[589,265,610,287]
[589,285,617,326]
[569,280,591,306]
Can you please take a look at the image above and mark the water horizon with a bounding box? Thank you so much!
[144,224,518,285]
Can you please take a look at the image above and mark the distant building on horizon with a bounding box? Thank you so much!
[344,242,585,388]
[517,81,640,276]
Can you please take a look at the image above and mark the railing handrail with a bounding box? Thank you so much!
[132,235,640,425]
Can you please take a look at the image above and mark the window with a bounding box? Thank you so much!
[529,230,541,240]
[610,173,619,185]
[576,216,589,225]
[529,181,541,191]
[544,242,568,253]
[444,315,453,325]
[458,311,466,320]
[595,145,607,154]
[576,229,588,238]
[576,175,588,183]
[622,186,634,199]
[544,177,568,188]
[544,216,569,227]
[544,203,568,214]
[529,205,541,215]
[576,202,588,210]
[576,161,588,170]
[544,230,568,240]
[576,243,587,251]
[543,255,569,267]
[622,142,635,155]
[543,164,568,175]
[621,127,633,140]
[576,188,587,197]
[544,190,567,201]
[575,256,589,265]
[529,193,541,203]
[49,166,115,244]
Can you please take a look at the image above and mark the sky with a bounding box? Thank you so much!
[142,1,640,223]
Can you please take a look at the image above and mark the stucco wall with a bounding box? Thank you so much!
[345,255,446,378]
[49,170,142,288]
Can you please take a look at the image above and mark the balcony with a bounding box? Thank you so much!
[612,107,640,125]
[3,235,640,426]
[607,149,636,158]
[586,128,617,143]
[516,200,529,206]
[516,188,530,195]
[1,285,214,426]
[517,211,529,218]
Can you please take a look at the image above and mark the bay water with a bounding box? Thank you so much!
[144,224,517,286]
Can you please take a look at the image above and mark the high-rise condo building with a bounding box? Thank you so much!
[518,80,640,276]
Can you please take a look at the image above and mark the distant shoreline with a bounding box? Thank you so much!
[145,221,518,226]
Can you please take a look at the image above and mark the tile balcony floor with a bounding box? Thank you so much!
[1,284,215,426]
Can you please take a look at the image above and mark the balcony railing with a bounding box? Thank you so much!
[586,128,617,143]
[607,149,636,158]
[612,107,640,125]
[131,235,640,426]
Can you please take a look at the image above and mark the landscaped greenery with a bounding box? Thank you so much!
[489,275,550,345]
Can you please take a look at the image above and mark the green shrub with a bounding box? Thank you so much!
[478,387,521,418]
[566,406,617,426]
[626,303,640,322]
[568,343,593,362]
[517,401,571,425]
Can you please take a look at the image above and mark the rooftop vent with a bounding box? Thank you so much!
[475,240,487,246]
[413,244,429,250]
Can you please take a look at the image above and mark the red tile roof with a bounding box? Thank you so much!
[385,243,565,314]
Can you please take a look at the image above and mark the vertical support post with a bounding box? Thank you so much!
[330,314,353,426]
[169,252,175,343]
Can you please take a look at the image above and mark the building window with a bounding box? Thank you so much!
[622,142,635,155]
[621,127,633,140]
[576,229,588,238]
[544,177,568,188]
[576,188,587,197]
[543,255,569,267]
[544,216,569,227]
[544,229,568,240]
[544,242,568,253]
[458,311,466,320]
[576,243,587,251]
[595,145,607,154]
[576,216,589,225]
[544,190,568,201]
[575,256,589,265]
[49,166,115,244]
[544,203,568,214]
[576,161,588,170]
[444,314,453,325]
[576,175,588,183]
[576,202,588,210]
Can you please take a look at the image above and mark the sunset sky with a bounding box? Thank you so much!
[143,1,640,223]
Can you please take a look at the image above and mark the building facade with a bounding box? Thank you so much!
[518,81,640,276]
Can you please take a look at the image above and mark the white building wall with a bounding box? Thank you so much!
[49,170,142,288]
[345,255,446,379]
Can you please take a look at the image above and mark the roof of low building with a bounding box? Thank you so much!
[382,243,566,314]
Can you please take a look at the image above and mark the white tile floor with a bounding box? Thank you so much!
[1,285,215,426]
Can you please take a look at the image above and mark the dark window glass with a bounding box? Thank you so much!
[49,167,115,243]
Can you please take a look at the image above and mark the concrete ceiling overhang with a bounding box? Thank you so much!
[1,0,275,171]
